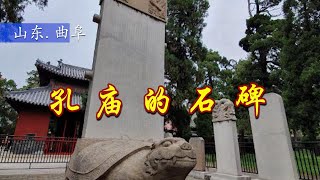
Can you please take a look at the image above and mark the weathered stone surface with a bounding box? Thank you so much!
[82,0,165,140]
[211,99,250,180]
[65,138,196,180]
[212,99,236,122]
[210,172,251,180]
[213,121,242,176]
[189,137,205,171]
[249,93,299,180]
[115,0,167,22]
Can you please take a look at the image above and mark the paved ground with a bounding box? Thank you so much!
[0,167,257,180]
[0,174,200,180]
[0,167,202,180]
[0,163,67,170]
[0,174,65,180]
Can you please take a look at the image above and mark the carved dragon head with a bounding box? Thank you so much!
[144,137,196,178]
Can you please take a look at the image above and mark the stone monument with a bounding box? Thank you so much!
[82,0,166,140]
[249,93,299,180]
[210,99,250,180]
[66,138,196,180]
[66,0,197,179]
[189,137,206,171]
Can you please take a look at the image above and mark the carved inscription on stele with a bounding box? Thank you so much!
[115,0,167,22]
[212,99,237,122]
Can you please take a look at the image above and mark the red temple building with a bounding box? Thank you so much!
[5,60,90,138]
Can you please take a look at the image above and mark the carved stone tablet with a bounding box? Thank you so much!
[212,99,237,122]
[115,0,167,22]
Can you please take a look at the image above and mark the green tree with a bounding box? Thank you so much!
[197,50,236,99]
[281,0,320,140]
[0,0,48,22]
[192,51,236,138]
[194,112,213,139]
[0,74,18,134]
[20,70,39,90]
[240,0,283,91]
[165,0,209,139]
[231,59,255,137]
[234,1,285,138]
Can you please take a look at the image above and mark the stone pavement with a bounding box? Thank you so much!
[0,167,260,179]
[0,174,200,180]
[0,174,65,180]
[0,168,201,180]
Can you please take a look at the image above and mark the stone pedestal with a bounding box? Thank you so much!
[66,138,197,180]
[249,93,299,180]
[210,172,251,180]
[81,0,167,141]
[189,137,206,171]
[210,99,250,180]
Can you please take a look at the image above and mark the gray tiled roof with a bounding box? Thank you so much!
[5,86,83,107]
[35,60,91,81]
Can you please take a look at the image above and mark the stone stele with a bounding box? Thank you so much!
[65,138,196,180]
[211,99,250,180]
[115,0,167,22]
[82,0,166,140]
[249,93,299,180]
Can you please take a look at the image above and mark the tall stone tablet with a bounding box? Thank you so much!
[249,93,299,180]
[82,0,166,140]
[210,99,250,180]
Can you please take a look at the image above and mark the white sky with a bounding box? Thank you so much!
[0,0,249,88]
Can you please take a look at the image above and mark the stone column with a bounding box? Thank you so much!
[189,137,206,171]
[210,99,250,180]
[249,93,299,180]
[82,0,167,141]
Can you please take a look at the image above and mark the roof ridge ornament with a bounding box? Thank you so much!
[58,59,63,69]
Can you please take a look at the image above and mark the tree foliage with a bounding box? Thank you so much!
[194,112,213,139]
[280,0,320,140]
[240,4,283,91]
[165,0,209,139]
[20,70,39,90]
[0,0,48,22]
[0,74,17,135]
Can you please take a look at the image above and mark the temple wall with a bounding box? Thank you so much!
[14,110,50,137]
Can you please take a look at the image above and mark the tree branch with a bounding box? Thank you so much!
[248,0,253,17]
[266,60,280,66]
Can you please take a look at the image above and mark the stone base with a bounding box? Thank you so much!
[188,170,210,179]
[210,172,251,180]
[67,138,197,180]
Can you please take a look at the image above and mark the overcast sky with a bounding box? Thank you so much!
[0,0,249,88]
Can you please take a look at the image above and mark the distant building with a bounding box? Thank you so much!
[5,60,90,138]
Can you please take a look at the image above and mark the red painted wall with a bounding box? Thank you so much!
[14,110,50,137]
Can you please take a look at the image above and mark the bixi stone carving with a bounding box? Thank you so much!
[65,138,196,180]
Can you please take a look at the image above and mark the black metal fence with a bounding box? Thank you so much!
[205,142,216,168]
[205,141,258,174]
[238,142,258,174]
[293,142,320,180]
[0,135,77,164]
[205,141,320,180]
